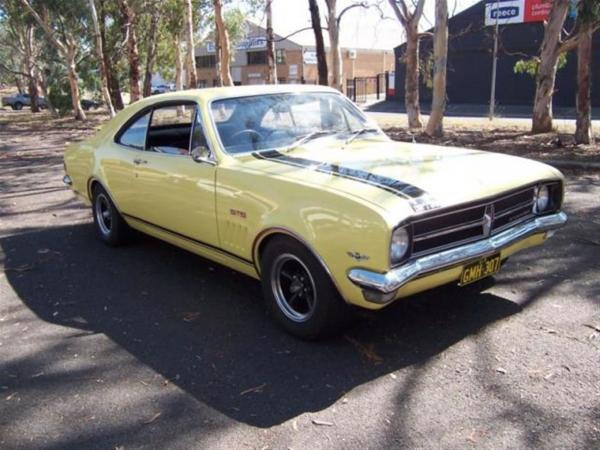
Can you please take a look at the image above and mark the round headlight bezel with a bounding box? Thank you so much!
[534,185,551,214]
[390,226,410,264]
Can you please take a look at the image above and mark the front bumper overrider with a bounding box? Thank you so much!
[347,211,568,302]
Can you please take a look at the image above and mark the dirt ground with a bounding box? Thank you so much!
[1,109,599,449]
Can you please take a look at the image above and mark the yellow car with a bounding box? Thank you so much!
[63,85,567,339]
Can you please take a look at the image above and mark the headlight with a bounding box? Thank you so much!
[534,185,550,213]
[390,226,410,264]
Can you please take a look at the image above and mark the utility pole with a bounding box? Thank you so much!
[489,0,499,120]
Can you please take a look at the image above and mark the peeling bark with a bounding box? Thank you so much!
[185,0,198,89]
[575,22,593,145]
[425,0,448,137]
[266,0,277,84]
[117,0,141,103]
[88,0,115,116]
[214,0,233,86]
[532,0,570,134]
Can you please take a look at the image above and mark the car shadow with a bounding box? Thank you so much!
[2,223,522,428]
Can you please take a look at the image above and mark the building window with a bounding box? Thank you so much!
[247,50,267,65]
[276,49,285,64]
[196,55,216,68]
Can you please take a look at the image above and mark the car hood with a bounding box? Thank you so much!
[237,137,563,223]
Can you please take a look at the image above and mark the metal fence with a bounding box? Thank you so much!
[346,73,386,103]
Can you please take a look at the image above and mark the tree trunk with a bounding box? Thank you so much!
[404,27,422,128]
[143,5,160,97]
[266,0,277,84]
[88,0,115,116]
[118,0,141,103]
[214,31,222,87]
[65,47,86,120]
[575,23,593,145]
[214,0,233,86]
[425,0,448,137]
[99,0,124,109]
[532,0,570,134]
[326,0,343,91]
[38,70,58,117]
[308,0,328,86]
[185,0,198,89]
[175,33,183,92]
[24,26,40,113]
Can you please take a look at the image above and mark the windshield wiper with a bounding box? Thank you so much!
[287,130,338,151]
[344,127,380,145]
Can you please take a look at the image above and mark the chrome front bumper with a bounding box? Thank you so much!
[348,211,568,299]
[63,175,72,186]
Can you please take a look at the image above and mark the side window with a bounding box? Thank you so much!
[146,104,195,155]
[118,111,151,149]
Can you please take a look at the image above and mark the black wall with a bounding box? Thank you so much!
[392,1,600,107]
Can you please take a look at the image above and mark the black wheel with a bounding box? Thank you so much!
[13,102,23,111]
[260,237,354,340]
[91,185,129,246]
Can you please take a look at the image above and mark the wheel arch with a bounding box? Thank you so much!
[252,227,344,296]
[87,177,123,214]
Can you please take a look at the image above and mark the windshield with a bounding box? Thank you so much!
[210,92,383,154]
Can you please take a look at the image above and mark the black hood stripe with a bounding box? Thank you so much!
[252,150,426,199]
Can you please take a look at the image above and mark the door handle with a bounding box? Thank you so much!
[133,158,148,165]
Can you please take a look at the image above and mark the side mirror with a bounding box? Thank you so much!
[191,145,216,165]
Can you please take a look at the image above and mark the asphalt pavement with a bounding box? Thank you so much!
[0,121,599,449]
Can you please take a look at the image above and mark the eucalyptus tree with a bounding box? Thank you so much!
[116,0,142,103]
[574,0,600,145]
[88,0,115,116]
[18,0,89,119]
[425,0,448,137]
[308,0,328,86]
[388,0,426,129]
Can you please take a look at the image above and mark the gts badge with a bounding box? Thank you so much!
[347,251,370,261]
[230,209,247,219]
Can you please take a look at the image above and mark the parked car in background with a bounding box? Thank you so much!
[81,99,102,111]
[1,92,48,110]
[63,85,568,339]
[151,84,175,95]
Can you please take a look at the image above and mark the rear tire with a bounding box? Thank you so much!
[13,102,23,111]
[91,185,129,246]
[260,237,354,340]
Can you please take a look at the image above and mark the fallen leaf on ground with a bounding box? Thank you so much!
[240,383,266,396]
[344,335,383,364]
[496,367,507,374]
[292,420,298,431]
[312,419,334,426]
[5,392,17,400]
[181,312,201,322]
[143,412,161,424]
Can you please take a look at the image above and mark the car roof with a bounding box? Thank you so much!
[144,84,339,105]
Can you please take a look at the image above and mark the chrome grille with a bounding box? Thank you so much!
[411,186,536,257]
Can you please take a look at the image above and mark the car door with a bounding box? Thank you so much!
[102,110,151,215]
[131,102,219,248]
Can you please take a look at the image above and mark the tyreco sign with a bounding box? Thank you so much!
[485,0,553,26]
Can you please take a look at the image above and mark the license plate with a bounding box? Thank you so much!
[459,253,502,286]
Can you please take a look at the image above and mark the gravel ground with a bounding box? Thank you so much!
[0,110,599,449]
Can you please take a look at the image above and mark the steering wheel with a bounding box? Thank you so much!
[231,129,264,150]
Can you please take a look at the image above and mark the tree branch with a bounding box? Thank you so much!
[274,26,328,42]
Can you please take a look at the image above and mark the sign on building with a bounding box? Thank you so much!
[303,51,317,65]
[484,0,553,26]
[206,37,267,53]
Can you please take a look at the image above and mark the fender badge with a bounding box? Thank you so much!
[347,251,370,261]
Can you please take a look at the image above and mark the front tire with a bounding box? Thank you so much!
[260,237,353,340]
[91,185,129,246]
[13,102,23,111]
